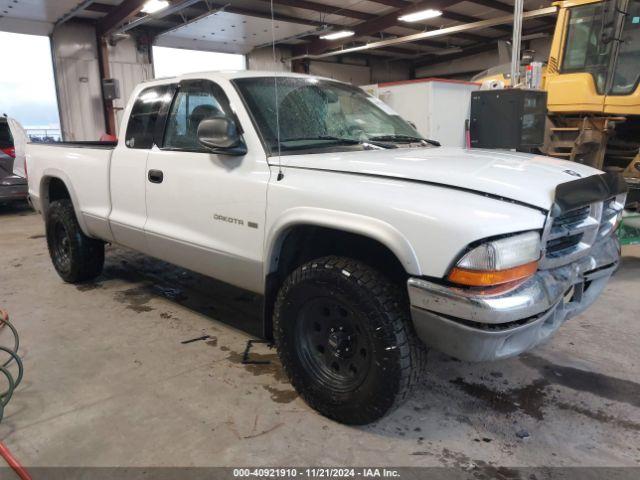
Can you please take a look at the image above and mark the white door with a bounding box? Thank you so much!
[109,83,175,251]
[144,79,270,293]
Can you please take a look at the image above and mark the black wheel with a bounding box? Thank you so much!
[45,199,104,283]
[274,256,427,425]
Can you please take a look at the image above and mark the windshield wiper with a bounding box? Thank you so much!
[368,134,440,146]
[279,135,393,150]
[280,135,361,145]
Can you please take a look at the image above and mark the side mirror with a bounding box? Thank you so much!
[197,116,246,155]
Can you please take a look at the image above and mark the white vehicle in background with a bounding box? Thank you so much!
[0,116,28,203]
[25,71,626,424]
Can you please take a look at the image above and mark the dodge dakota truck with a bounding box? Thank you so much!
[26,71,627,424]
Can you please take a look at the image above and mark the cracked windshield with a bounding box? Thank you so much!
[234,77,434,154]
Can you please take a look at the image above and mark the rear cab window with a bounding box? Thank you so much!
[125,85,174,149]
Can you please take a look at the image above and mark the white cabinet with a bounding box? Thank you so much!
[363,79,479,147]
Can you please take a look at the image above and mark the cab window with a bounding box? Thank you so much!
[163,80,230,151]
[561,3,612,94]
[125,85,173,149]
[610,0,640,95]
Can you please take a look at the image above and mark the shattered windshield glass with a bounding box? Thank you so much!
[233,77,431,154]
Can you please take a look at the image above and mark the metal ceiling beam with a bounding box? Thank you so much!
[360,0,513,34]
[413,23,555,67]
[253,0,492,42]
[365,0,409,7]
[253,0,372,21]
[290,6,557,60]
[96,0,150,36]
[467,0,556,24]
[296,0,461,56]
[115,0,204,34]
[441,11,511,33]
[85,2,116,14]
[465,0,513,13]
[55,0,98,26]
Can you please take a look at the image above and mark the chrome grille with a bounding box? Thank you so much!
[546,232,584,258]
[553,206,590,228]
[540,194,625,269]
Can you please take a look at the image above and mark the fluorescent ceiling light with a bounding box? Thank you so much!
[399,9,443,22]
[142,0,170,14]
[320,30,355,40]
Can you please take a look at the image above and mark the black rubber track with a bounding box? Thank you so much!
[274,256,427,425]
[46,199,104,283]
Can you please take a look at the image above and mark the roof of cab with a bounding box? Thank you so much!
[140,70,337,87]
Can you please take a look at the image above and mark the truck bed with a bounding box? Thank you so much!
[27,142,115,241]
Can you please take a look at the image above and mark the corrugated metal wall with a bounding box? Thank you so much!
[52,22,152,141]
[52,22,105,141]
[107,38,153,129]
[246,46,292,71]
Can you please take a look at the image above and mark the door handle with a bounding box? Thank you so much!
[148,169,164,184]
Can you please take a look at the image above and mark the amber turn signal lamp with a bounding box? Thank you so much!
[448,261,538,287]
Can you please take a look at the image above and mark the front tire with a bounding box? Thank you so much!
[45,199,104,283]
[274,256,426,425]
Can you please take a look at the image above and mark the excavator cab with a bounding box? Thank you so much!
[543,0,640,208]
[546,0,640,114]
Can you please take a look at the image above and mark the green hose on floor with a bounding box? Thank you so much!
[619,213,640,246]
[0,309,31,480]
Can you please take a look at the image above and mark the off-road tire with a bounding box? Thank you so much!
[46,199,104,283]
[274,256,427,424]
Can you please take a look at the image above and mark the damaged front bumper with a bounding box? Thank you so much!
[407,236,620,362]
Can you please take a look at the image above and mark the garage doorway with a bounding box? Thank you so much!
[152,46,246,78]
[0,32,61,141]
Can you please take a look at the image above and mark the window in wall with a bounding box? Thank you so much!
[0,32,60,141]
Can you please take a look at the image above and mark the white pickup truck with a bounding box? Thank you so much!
[27,71,626,424]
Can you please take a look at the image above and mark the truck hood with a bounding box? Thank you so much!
[280,147,602,210]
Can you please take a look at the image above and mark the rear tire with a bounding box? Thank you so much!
[274,256,426,425]
[45,199,104,283]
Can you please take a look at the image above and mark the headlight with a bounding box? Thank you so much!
[448,231,541,287]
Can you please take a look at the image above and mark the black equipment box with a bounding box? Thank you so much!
[469,89,547,150]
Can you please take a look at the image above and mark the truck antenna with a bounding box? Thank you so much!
[270,0,284,181]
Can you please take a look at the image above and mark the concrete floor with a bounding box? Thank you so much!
[0,202,639,470]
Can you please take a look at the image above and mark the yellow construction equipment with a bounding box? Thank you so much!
[475,0,640,206]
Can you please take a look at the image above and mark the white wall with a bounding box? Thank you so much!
[309,61,371,85]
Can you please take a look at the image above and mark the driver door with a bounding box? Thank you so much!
[144,79,269,293]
